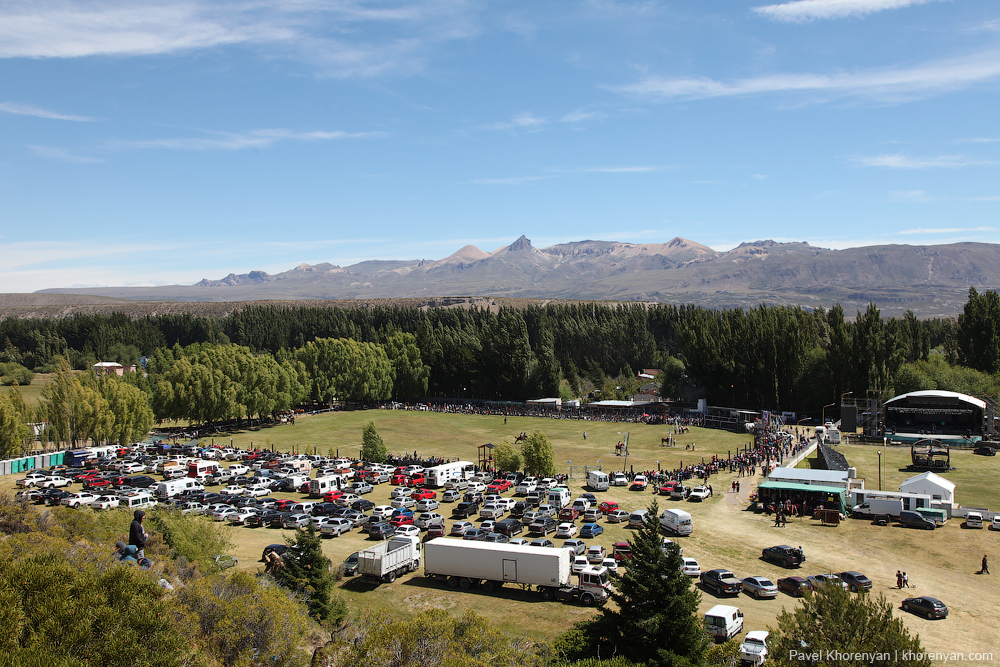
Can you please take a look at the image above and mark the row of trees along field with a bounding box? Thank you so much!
[4,289,1000,416]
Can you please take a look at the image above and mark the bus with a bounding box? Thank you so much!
[424,461,475,488]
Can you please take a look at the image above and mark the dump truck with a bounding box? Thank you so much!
[423,538,611,606]
[356,535,423,583]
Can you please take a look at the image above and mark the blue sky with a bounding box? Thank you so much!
[1,0,998,292]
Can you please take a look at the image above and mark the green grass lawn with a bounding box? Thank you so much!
[0,373,53,407]
[195,409,751,477]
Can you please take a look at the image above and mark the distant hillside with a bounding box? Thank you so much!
[28,236,1000,317]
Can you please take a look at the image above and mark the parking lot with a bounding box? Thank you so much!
[4,413,999,665]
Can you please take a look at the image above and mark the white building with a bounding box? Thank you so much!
[766,467,851,490]
[899,471,955,504]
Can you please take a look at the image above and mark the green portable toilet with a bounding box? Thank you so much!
[52,451,65,466]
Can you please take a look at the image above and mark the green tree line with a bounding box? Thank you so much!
[7,293,1000,419]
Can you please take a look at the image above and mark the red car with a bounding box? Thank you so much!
[322,490,344,503]
[405,474,427,487]
[390,474,409,486]
[613,541,633,563]
[84,478,112,490]
[487,480,512,493]
[411,489,436,501]
[273,499,297,511]
[389,514,414,527]
[598,501,620,514]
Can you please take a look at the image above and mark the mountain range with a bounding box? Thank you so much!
[28,236,1000,318]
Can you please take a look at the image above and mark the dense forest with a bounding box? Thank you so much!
[3,291,1000,419]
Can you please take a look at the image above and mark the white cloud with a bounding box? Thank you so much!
[117,128,384,151]
[488,113,547,131]
[753,0,941,23]
[0,101,93,121]
[612,49,1000,103]
[28,145,104,163]
[0,1,480,77]
[855,154,997,168]
[560,110,606,123]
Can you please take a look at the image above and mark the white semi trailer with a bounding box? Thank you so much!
[423,538,611,606]
[356,535,423,583]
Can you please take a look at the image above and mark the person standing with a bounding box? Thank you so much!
[129,509,148,559]
[981,554,990,574]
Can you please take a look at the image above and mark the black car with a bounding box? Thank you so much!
[495,518,524,537]
[529,517,557,535]
[700,569,742,596]
[776,576,813,597]
[352,499,375,511]
[902,596,948,619]
[871,514,891,526]
[453,501,480,518]
[839,571,873,592]
[898,510,936,530]
[762,545,806,567]
[126,475,158,489]
[41,489,74,505]
[342,552,360,576]
[268,511,292,528]
[973,446,996,456]
[511,501,528,517]
[367,522,394,539]
[261,543,289,561]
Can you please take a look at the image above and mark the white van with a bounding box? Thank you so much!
[705,605,744,641]
[308,475,346,498]
[547,487,571,509]
[587,470,610,492]
[155,478,204,499]
[122,492,158,511]
[965,512,984,529]
[659,508,693,536]
[852,497,903,518]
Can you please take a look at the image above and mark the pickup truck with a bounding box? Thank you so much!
[701,569,742,596]
[529,517,558,535]
[688,486,710,502]
[559,507,581,522]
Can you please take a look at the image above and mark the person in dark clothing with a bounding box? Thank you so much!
[981,554,990,575]
[129,510,148,559]
[115,541,138,564]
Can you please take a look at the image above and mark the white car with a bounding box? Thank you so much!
[88,495,121,510]
[572,555,589,574]
[601,557,619,575]
[688,486,710,502]
[496,498,516,511]
[740,631,769,665]
[228,464,250,475]
[202,502,231,516]
[221,484,245,496]
[515,479,537,494]
[391,497,416,509]
[18,473,68,488]
[415,499,441,512]
[610,472,628,486]
[991,515,1000,531]
[587,545,607,564]
[442,489,462,502]
[394,525,420,538]
[62,492,99,508]
[680,557,701,577]
[227,508,258,525]
[415,512,445,529]
[371,505,394,520]
[390,487,414,499]
[244,485,271,497]
[467,481,487,493]
[555,523,578,538]
[120,462,146,474]
[210,507,240,522]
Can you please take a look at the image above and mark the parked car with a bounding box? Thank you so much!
[529,538,555,548]
[587,545,607,564]
[555,522,578,538]
[320,518,354,537]
[839,571,873,592]
[762,545,806,567]
[482,532,509,544]
[610,472,628,486]
[612,541,632,563]
[391,497,416,509]
[529,517,557,535]
[415,512,445,529]
[631,475,648,491]
[680,557,701,577]
[582,508,602,522]
[463,528,489,541]
[601,557,619,575]
[973,446,996,456]
[777,576,813,597]
[495,518,524,537]
[426,523,446,539]
[450,520,475,536]
[902,596,948,619]
[579,522,604,538]
[606,509,629,523]
[342,552,360,576]
[807,573,849,591]
[741,576,778,599]
[701,569,742,596]
[395,525,421,538]
[412,489,436,501]
[898,510,936,530]
[739,631,769,666]
[352,499,376,512]
[563,538,588,555]
[282,513,312,529]
[688,486,710,502]
[62,492,99,508]
[390,487,413,499]
[442,489,462,502]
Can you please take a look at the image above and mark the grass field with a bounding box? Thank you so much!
[3,410,999,665]
[0,372,54,406]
